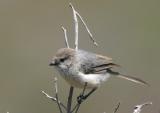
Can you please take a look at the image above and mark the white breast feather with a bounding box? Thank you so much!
[77,72,111,88]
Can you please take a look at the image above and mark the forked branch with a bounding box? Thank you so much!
[41,90,67,110]
[69,3,98,51]
[133,102,152,113]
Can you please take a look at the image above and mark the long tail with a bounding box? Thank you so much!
[117,74,149,86]
[107,69,149,86]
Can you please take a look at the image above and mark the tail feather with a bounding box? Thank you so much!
[117,74,149,86]
[107,69,149,86]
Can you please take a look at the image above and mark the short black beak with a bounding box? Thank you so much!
[49,62,55,66]
[49,59,59,66]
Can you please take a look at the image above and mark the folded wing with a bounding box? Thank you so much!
[80,53,148,86]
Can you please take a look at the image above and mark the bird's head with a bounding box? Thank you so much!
[49,48,75,69]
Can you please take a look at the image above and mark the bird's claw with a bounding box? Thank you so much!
[77,94,85,104]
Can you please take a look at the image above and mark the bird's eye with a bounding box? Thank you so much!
[60,57,67,62]
[134,106,138,109]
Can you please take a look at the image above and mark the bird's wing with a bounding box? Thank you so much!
[91,63,120,74]
[80,53,120,74]
[80,52,148,86]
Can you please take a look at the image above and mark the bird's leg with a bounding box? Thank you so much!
[77,83,97,104]
[82,88,97,100]
[77,82,87,104]
[72,84,97,113]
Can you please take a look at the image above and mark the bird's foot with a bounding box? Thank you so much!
[77,94,86,104]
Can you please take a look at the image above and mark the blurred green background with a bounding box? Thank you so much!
[0,0,160,113]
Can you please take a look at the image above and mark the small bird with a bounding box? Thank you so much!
[49,48,148,89]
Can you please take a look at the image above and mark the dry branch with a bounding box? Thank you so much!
[133,102,152,113]
[69,3,79,50]
[67,86,74,113]
[54,77,63,113]
[76,12,98,46]
[113,102,120,113]
[41,90,67,110]
[62,26,70,48]
[69,3,98,51]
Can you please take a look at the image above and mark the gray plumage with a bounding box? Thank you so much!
[50,48,148,88]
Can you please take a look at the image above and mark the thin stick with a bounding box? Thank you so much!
[67,86,74,113]
[71,104,79,113]
[133,102,152,113]
[76,12,98,46]
[41,90,67,110]
[69,3,79,51]
[62,26,70,48]
[113,102,120,113]
[74,102,80,113]
[54,77,63,113]
[72,83,88,113]
[69,3,98,48]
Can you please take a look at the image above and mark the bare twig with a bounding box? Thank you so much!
[76,12,98,46]
[74,103,80,113]
[69,3,79,51]
[72,82,88,113]
[113,102,120,113]
[62,26,70,48]
[133,102,152,113]
[41,90,67,110]
[71,103,79,113]
[69,3,98,50]
[54,77,63,113]
[67,86,74,113]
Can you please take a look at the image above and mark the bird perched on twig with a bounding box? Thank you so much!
[49,48,148,89]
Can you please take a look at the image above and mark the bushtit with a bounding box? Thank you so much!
[49,48,148,89]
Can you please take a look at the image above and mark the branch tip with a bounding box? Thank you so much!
[61,26,70,48]
[133,102,152,113]
[113,102,120,113]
